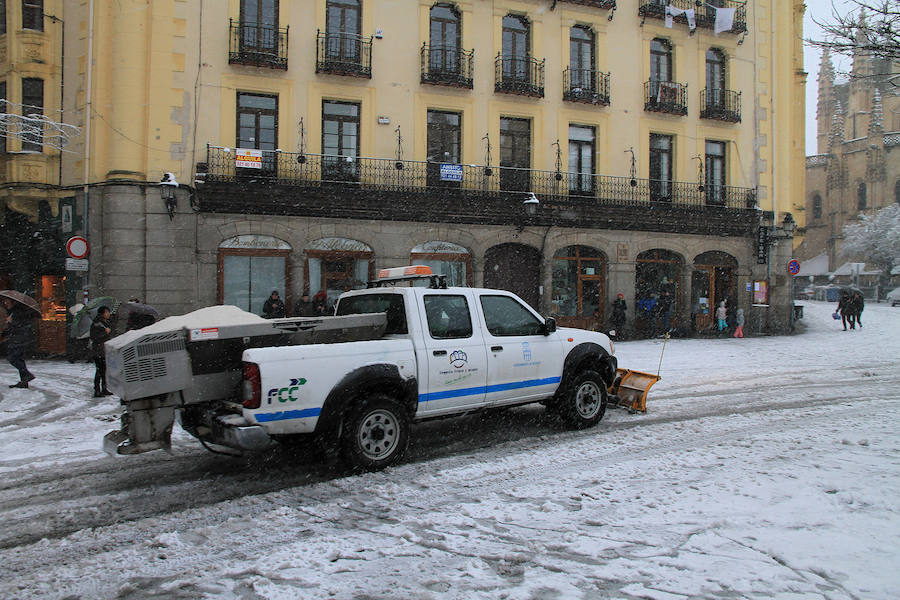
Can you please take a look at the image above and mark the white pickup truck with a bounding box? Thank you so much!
[104,267,616,471]
[239,267,616,469]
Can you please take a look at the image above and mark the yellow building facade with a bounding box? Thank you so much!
[1,0,807,344]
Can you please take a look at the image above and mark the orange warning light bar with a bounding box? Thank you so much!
[376,265,434,279]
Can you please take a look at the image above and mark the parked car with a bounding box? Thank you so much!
[887,287,900,307]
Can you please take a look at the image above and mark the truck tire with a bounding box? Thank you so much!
[556,369,607,429]
[341,394,410,471]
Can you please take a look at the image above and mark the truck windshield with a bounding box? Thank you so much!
[336,293,408,334]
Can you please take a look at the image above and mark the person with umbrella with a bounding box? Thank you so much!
[90,306,114,397]
[0,293,37,388]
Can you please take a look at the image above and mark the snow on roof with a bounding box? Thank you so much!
[796,253,830,276]
[831,262,881,276]
[110,305,267,346]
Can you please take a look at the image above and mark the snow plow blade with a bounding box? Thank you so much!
[607,368,660,413]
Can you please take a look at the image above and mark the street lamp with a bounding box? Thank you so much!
[517,192,540,232]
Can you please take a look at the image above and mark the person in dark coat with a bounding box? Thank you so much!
[836,289,854,330]
[1,296,36,388]
[293,293,316,317]
[610,293,627,338]
[262,290,285,319]
[312,290,329,316]
[849,290,864,328]
[656,290,674,335]
[90,306,114,397]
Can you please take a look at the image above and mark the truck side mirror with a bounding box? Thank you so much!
[542,317,557,335]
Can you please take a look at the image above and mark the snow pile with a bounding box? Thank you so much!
[108,304,268,347]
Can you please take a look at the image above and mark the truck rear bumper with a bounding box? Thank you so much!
[212,420,274,452]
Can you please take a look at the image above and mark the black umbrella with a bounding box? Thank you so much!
[116,302,161,333]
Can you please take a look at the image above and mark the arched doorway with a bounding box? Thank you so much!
[484,243,541,309]
[691,251,737,332]
[551,245,606,329]
[634,249,683,336]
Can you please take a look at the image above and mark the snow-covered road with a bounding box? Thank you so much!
[1,301,898,599]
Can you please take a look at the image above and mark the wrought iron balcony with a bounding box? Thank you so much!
[563,68,610,105]
[699,88,741,122]
[638,0,747,34]
[558,0,616,7]
[644,80,688,115]
[228,19,289,70]
[316,30,372,78]
[494,54,545,97]
[420,44,474,88]
[203,145,756,211]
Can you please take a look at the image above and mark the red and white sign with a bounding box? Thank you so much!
[235,148,263,169]
[66,236,90,259]
[189,327,220,341]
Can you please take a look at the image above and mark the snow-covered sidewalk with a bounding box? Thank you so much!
[1,301,898,599]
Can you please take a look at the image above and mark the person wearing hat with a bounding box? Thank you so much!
[262,290,286,319]
[1,296,36,388]
[90,306,114,397]
[610,293,627,339]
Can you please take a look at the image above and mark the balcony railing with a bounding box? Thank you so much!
[204,145,756,210]
[316,30,372,78]
[420,44,474,88]
[644,80,688,115]
[559,0,616,7]
[699,88,741,122]
[638,0,747,34]
[228,19,289,70]
[563,68,610,105]
[494,54,545,97]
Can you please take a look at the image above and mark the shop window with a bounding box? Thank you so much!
[635,249,682,335]
[218,235,291,315]
[306,237,373,312]
[410,241,471,287]
[551,245,605,329]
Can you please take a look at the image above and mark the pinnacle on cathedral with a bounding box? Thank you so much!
[828,100,844,151]
[868,88,883,137]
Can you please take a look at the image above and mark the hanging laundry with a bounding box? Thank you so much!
[665,5,696,31]
[713,6,736,35]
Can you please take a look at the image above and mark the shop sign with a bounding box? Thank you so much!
[66,258,89,271]
[756,228,768,264]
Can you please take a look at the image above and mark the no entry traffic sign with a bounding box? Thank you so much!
[66,236,90,259]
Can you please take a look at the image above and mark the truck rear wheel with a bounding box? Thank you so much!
[341,394,410,471]
[557,369,607,429]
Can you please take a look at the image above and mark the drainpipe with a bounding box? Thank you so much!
[82,0,94,300]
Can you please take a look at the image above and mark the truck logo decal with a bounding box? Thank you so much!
[449,350,467,369]
[521,342,532,361]
[266,378,307,404]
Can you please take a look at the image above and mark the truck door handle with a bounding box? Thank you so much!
[433,350,447,356]
[491,346,503,352]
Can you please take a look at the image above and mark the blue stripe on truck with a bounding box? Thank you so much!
[255,407,322,422]
[419,376,561,403]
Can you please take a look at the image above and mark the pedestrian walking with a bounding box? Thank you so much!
[1,296,36,388]
[715,301,727,333]
[656,290,674,335]
[90,306,114,397]
[733,308,745,338]
[262,290,285,319]
[610,293,627,338]
[850,290,864,328]
[836,289,854,330]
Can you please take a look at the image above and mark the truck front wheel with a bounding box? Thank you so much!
[556,370,607,429]
[341,394,410,470]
